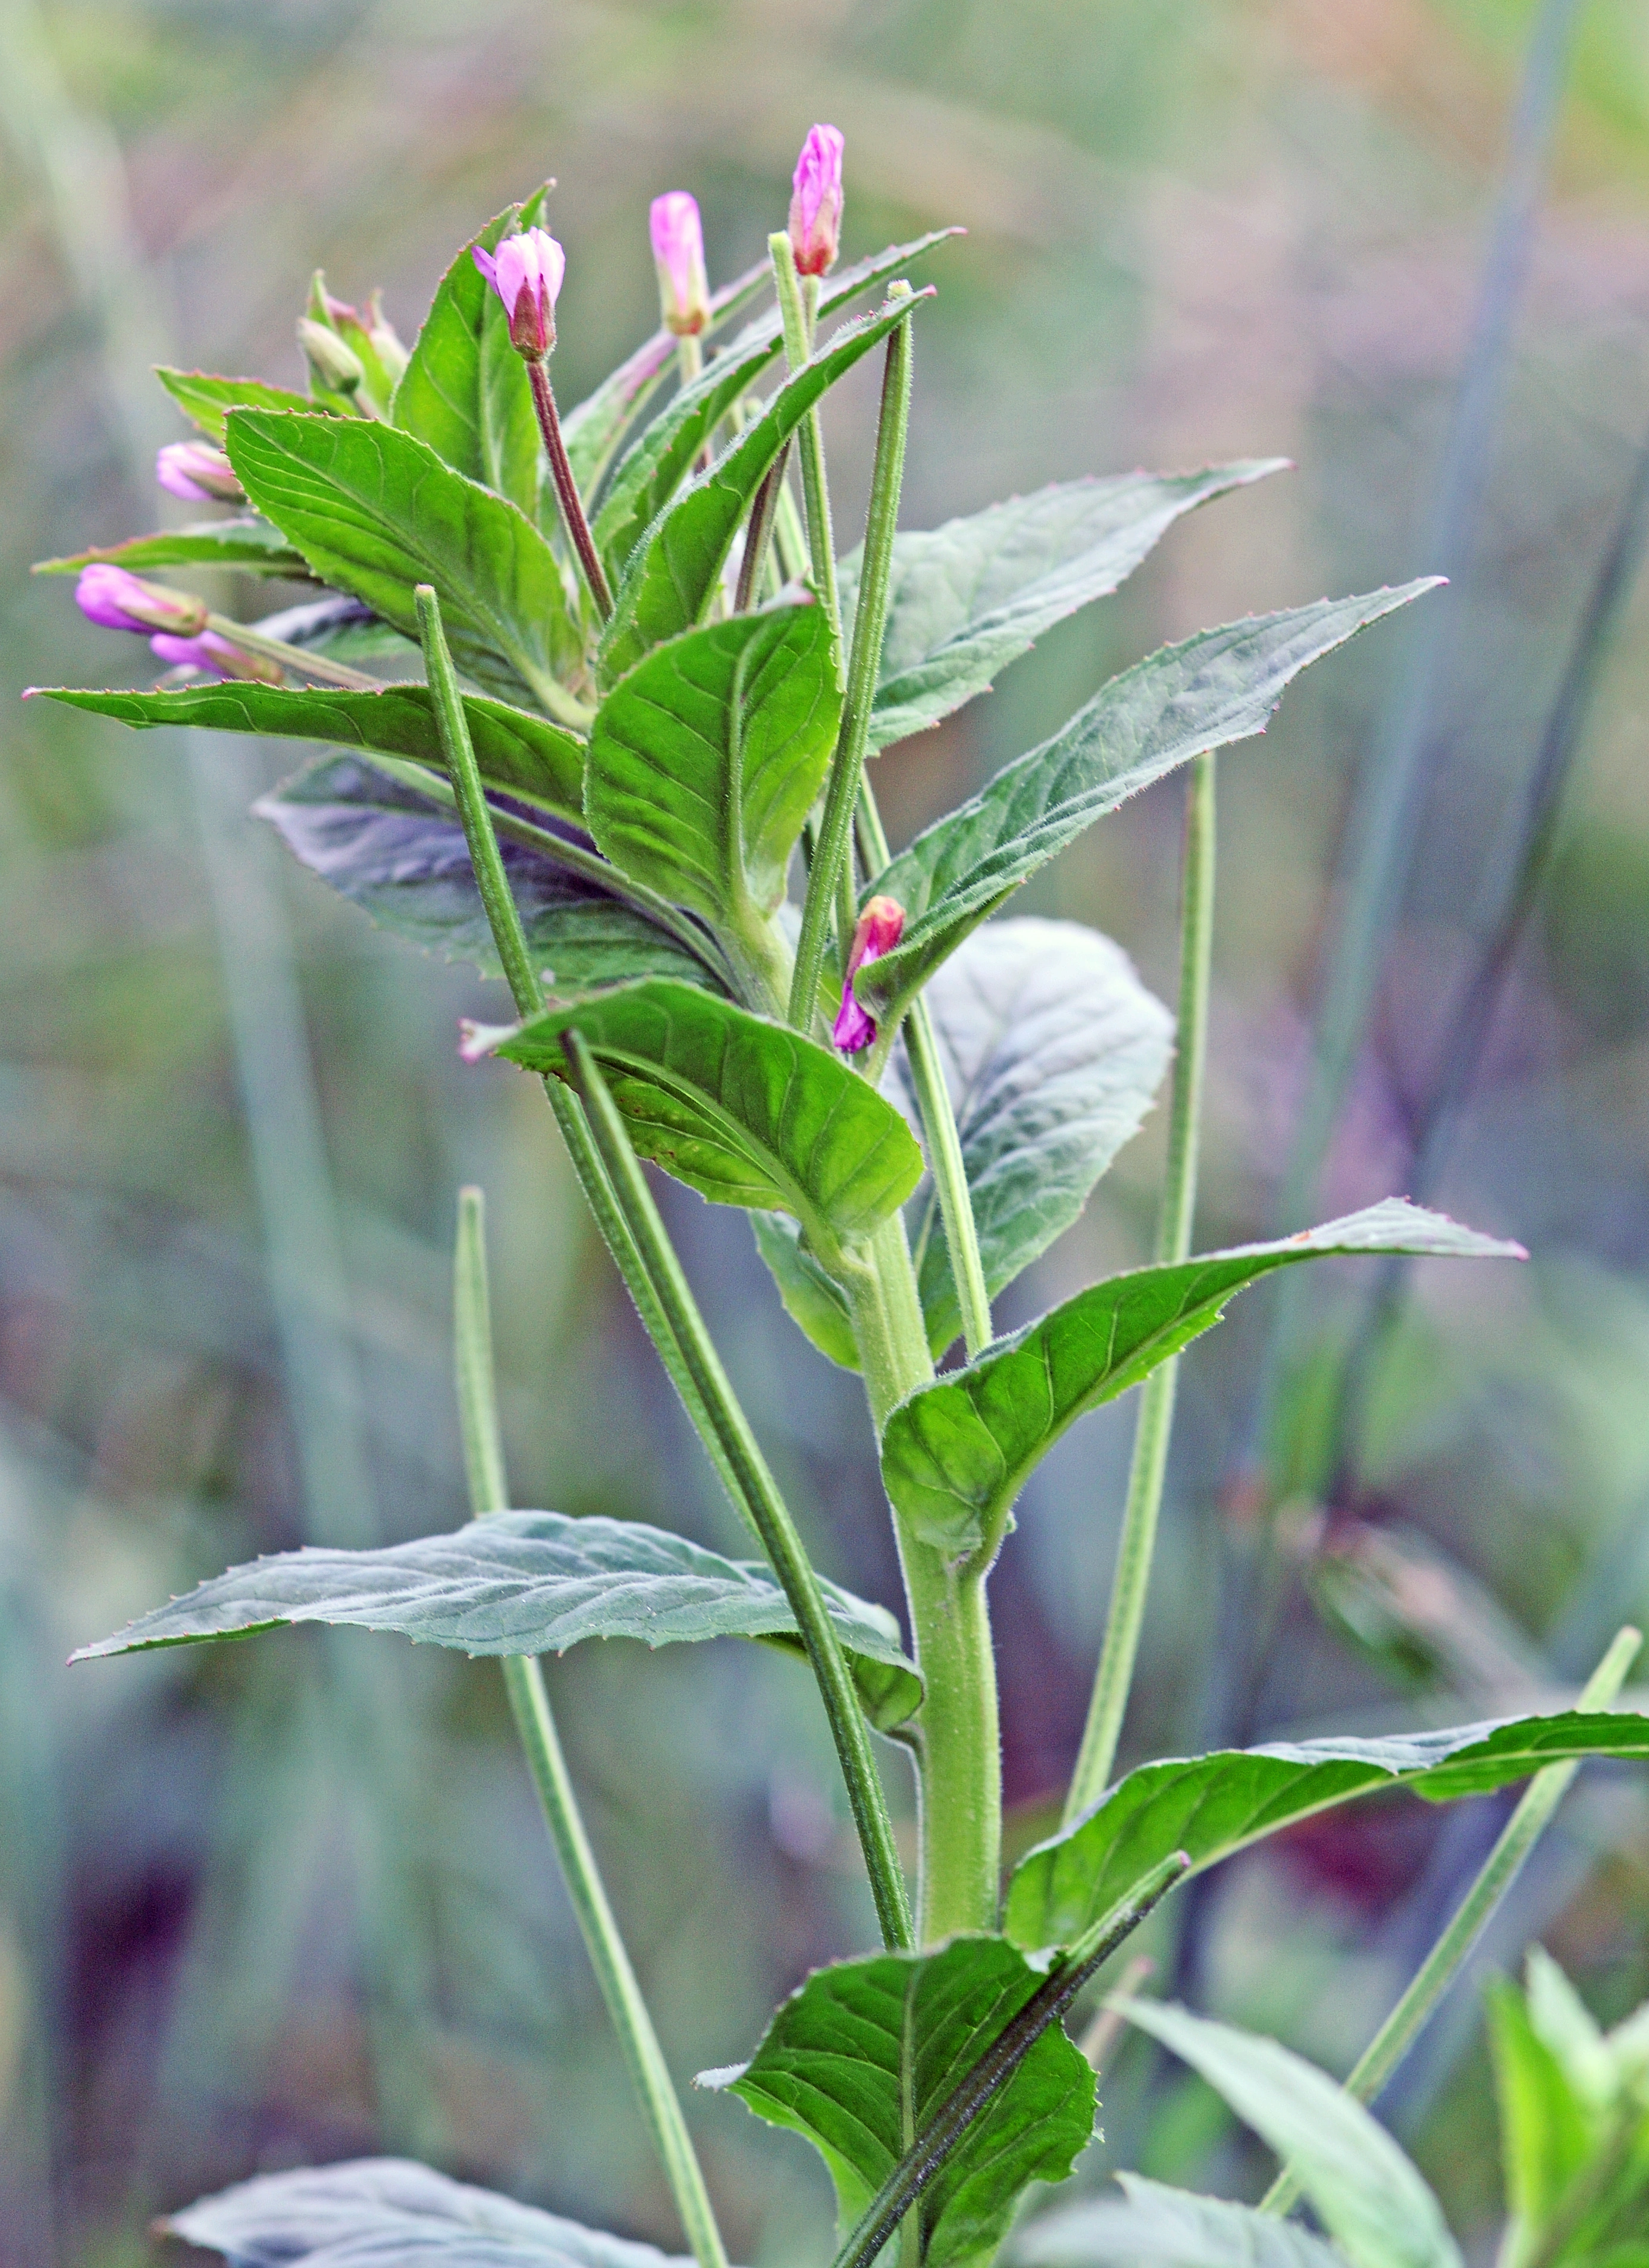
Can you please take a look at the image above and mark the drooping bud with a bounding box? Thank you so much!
[156,440,244,503]
[150,630,282,682]
[649,192,710,337]
[297,316,366,399]
[472,228,565,360]
[75,563,209,638]
[789,124,844,279]
[833,894,904,1054]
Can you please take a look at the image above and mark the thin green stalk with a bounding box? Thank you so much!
[788,290,916,1034]
[1260,1623,1643,2217]
[1066,751,1217,1823]
[901,1000,992,1360]
[829,1855,1190,2268]
[562,1028,914,1953]
[769,233,840,633]
[453,1190,729,2268]
[200,610,381,691]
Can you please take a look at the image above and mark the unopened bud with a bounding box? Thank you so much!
[156,440,244,503]
[75,563,209,637]
[298,316,366,397]
[150,630,283,683]
[472,228,564,360]
[363,290,409,384]
[789,124,844,280]
[650,192,710,337]
[833,893,904,1054]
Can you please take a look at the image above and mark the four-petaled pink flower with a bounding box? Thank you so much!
[75,563,209,638]
[473,228,565,360]
[156,440,244,503]
[833,894,904,1054]
[150,630,281,682]
[789,124,844,278]
[650,191,710,337]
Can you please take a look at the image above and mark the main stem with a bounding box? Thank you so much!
[1260,1623,1644,2217]
[1065,751,1217,1822]
[527,357,614,620]
[453,1189,729,2268]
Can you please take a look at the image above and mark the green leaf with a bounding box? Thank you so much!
[1005,1709,1649,1955]
[599,293,932,685]
[483,979,923,1255]
[881,1200,1522,1561]
[1114,2000,1462,2268]
[893,918,1173,1357]
[163,2156,696,2267]
[750,1212,861,1371]
[858,584,1440,1028]
[33,680,585,823]
[585,601,840,924]
[564,227,961,504]
[259,755,708,991]
[1522,1944,1619,2110]
[701,1933,1095,2268]
[73,1507,920,1733]
[1486,1977,1597,2235]
[839,464,1287,752]
[33,516,311,579]
[224,408,582,711]
[156,366,315,443]
[391,192,551,524]
[1015,2173,1352,2268]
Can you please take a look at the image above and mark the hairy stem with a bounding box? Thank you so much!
[769,234,840,633]
[1261,1623,1644,2217]
[563,1030,914,1953]
[527,357,614,620]
[901,1000,993,1360]
[1066,751,1217,1821]
[789,288,915,1033]
[453,1190,729,2268]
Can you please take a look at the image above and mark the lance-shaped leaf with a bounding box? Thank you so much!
[156,366,314,443]
[838,463,1287,752]
[891,918,1173,1357]
[880,1200,1521,1561]
[480,979,923,1256]
[224,408,582,710]
[163,2156,695,2268]
[391,191,552,525]
[700,1934,1095,2268]
[600,292,933,685]
[73,1507,920,1732]
[586,602,840,924]
[1114,2002,1462,2268]
[33,516,310,579]
[33,681,585,823]
[858,584,1439,1028]
[565,227,962,504]
[258,755,709,992]
[1006,1710,1649,1955]
[1016,2173,1353,2268]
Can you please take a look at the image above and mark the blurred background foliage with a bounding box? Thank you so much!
[1,1,1647,2261]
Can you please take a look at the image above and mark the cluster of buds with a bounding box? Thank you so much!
[473,228,565,361]
[155,440,244,504]
[833,895,904,1053]
[297,275,409,414]
[74,564,278,682]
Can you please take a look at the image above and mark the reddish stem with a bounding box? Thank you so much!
[528,358,614,620]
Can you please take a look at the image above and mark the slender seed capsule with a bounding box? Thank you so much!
[833,895,905,1053]
[789,123,845,278]
[472,227,565,360]
[650,191,710,337]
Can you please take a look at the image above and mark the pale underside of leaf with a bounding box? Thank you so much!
[1014,2173,1352,2268]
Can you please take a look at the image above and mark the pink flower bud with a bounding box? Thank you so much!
[649,192,710,337]
[75,563,209,637]
[833,894,904,1053]
[156,440,244,503]
[149,630,282,682]
[472,228,565,360]
[789,124,844,279]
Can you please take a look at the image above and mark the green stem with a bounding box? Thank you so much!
[829,1855,1190,2268]
[901,1000,992,1360]
[788,287,916,1034]
[563,1029,914,1954]
[1259,1623,1644,2218]
[452,1189,729,2268]
[769,234,840,635]
[202,610,381,691]
[1065,751,1217,1822]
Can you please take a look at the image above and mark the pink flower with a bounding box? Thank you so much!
[75,563,208,636]
[473,227,565,359]
[156,440,244,503]
[833,894,904,1053]
[149,630,281,682]
[649,191,710,337]
[789,124,844,278]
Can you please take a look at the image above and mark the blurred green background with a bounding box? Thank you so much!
[1,1,1648,2261]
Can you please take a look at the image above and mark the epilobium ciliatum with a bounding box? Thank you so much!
[30,127,1649,2268]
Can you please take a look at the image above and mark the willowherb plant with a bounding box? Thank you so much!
[32,128,1649,2268]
